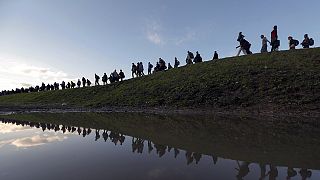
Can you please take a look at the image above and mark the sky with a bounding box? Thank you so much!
[1,0,320,90]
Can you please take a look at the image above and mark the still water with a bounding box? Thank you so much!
[0,112,319,180]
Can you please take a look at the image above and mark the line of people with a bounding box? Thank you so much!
[0,69,126,97]
[237,25,315,56]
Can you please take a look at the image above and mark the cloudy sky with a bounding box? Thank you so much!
[1,0,320,90]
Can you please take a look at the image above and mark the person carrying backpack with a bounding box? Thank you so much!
[148,62,153,75]
[288,36,299,50]
[301,34,314,48]
[193,51,203,63]
[102,73,108,85]
[236,32,247,56]
[119,69,125,81]
[186,51,194,65]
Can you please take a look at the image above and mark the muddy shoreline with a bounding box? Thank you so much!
[0,105,319,119]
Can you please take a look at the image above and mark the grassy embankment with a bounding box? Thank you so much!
[0,48,319,112]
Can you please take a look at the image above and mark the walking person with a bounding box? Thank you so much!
[301,34,314,49]
[148,62,153,75]
[174,57,180,68]
[131,63,137,78]
[95,74,100,86]
[212,51,219,60]
[271,26,279,52]
[288,36,299,50]
[119,69,125,81]
[102,73,108,85]
[260,35,271,53]
[236,32,247,56]
[186,51,194,65]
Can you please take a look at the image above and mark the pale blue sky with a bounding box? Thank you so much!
[1,0,320,90]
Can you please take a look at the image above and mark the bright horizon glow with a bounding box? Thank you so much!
[1,0,320,90]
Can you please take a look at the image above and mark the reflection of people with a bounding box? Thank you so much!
[95,130,100,141]
[259,164,267,180]
[148,141,154,153]
[268,165,278,180]
[174,148,180,158]
[102,130,108,142]
[235,161,250,180]
[286,167,297,180]
[299,168,312,180]
[186,152,194,165]
[193,153,202,164]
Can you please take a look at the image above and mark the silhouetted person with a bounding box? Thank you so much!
[71,81,76,88]
[260,35,271,53]
[174,57,180,68]
[158,58,167,71]
[60,81,66,90]
[138,62,144,76]
[66,82,71,89]
[102,73,108,85]
[186,51,194,65]
[95,74,100,86]
[193,51,203,63]
[168,63,173,69]
[237,38,252,55]
[77,79,81,88]
[148,62,153,75]
[212,51,219,60]
[271,26,279,52]
[82,77,86,87]
[87,79,91,86]
[131,63,137,78]
[301,34,312,49]
[288,36,299,50]
[119,70,125,81]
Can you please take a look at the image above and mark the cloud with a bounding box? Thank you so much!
[0,124,32,134]
[0,58,74,90]
[175,31,197,46]
[11,135,67,148]
[146,21,165,45]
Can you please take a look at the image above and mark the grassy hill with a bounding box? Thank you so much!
[1,48,320,113]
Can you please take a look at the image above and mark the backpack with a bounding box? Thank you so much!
[309,38,314,46]
[294,40,299,46]
[189,52,194,59]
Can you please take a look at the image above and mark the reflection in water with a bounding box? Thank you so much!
[0,117,318,179]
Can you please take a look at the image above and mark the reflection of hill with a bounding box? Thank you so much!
[1,112,320,169]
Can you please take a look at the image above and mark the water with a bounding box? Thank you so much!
[0,112,319,180]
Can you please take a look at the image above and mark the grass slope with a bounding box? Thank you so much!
[1,48,320,110]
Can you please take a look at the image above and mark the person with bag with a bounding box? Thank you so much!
[301,34,314,48]
[288,36,299,50]
[271,26,279,52]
